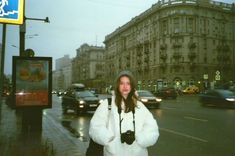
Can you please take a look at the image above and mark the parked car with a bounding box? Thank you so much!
[137,90,162,108]
[62,90,101,114]
[182,85,199,94]
[57,90,64,96]
[155,87,177,99]
[199,89,235,107]
[52,90,57,94]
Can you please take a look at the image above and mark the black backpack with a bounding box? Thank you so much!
[85,97,112,156]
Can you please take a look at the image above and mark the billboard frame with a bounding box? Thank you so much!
[12,56,52,108]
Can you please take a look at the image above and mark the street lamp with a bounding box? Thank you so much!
[19,16,49,56]
[25,16,50,23]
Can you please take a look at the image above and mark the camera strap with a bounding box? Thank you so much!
[107,97,112,110]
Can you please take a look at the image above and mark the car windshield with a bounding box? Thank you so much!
[138,91,154,97]
[75,91,95,97]
[218,90,235,97]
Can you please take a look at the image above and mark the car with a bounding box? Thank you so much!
[199,89,235,107]
[155,87,177,99]
[52,90,57,94]
[62,90,101,114]
[137,90,162,108]
[182,85,199,94]
[57,90,64,96]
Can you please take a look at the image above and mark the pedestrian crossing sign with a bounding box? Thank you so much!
[0,0,24,25]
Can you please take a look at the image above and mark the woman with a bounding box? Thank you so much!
[89,70,159,156]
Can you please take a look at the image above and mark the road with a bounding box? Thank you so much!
[46,94,235,156]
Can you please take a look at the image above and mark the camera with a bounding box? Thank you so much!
[121,130,135,145]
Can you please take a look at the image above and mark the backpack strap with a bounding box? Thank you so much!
[107,97,112,110]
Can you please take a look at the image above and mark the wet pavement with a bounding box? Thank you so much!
[0,98,88,156]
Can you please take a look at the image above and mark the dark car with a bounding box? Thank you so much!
[137,90,162,108]
[199,89,235,107]
[57,90,64,96]
[155,87,177,99]
[62,90,101,114]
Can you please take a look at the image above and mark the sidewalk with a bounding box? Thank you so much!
[0,98,88,156]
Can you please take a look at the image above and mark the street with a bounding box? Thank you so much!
[45,94,235,156]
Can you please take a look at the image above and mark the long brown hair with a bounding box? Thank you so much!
[114,71,138,113]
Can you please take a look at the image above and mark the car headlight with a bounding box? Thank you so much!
[225,98,235,102]
[79,100,85,104]
[156,98,162,102]
[141,98,148,102]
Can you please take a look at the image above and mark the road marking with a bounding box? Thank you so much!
[160,127,208,143]
[184,116,208,122]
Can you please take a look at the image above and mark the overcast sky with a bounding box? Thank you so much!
[0,0,234,74]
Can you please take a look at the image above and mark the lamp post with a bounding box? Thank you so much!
[19,16,49,56]
[18,16,49,133]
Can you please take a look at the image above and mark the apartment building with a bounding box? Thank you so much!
[72,44,105,90]
[104,0,235,91]
[53,55,72,90]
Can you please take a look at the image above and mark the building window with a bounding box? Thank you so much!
[174,17,180,33]
[187,17,193,33]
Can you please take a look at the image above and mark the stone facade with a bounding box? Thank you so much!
[104,0,235,91]
[72,44,105,91]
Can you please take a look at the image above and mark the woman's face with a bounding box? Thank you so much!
[119,76,131,98]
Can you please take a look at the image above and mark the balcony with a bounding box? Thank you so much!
[172,43,182,49]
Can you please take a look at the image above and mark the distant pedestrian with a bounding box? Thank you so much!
[89,70,159,156]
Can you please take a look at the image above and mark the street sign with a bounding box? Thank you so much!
[215,75,220,80]
[203,74,208,80]
[0,0,24,25]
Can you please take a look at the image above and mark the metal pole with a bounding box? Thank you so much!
[19,23,26,56]
[0,24,7,101]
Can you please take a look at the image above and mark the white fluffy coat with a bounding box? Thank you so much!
[89,96,159,156]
